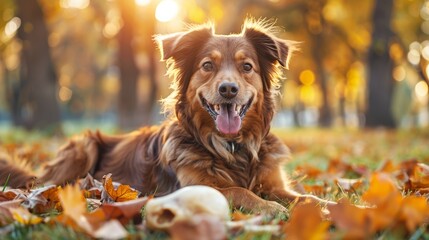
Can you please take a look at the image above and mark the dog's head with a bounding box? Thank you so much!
[156,19,295,139]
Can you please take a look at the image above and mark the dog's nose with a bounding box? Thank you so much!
[218,82,239,99]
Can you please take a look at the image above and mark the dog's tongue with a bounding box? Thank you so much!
[216,104,241,134]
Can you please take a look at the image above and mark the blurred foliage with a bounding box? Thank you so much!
[0,0,428,129]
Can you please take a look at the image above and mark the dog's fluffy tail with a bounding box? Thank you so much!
[0,154,37,188]
[0,130,124,189]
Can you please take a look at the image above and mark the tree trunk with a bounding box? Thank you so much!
[14,0,62,133]
[141,2,158,126]
[117,0,140,130]
[365,0,396,128]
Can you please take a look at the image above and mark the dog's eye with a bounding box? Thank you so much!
[243,63,253,72]
[202,61,214,72]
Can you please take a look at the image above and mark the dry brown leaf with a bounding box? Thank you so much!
[335,178,364,192]
[303,184,328,196]
[295,165,322,178]
[378,159,399,173]
[0,189,26,202]
[103,174,139,202]
[328,198,373,239]
[283,201,330,240]
[0,200,23,225]
[23,185,62,213]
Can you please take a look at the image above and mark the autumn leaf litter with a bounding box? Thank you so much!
[1,130,429,239]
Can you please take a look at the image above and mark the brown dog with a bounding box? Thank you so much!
[0,19,331,213]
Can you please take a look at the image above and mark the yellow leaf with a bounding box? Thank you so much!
[58,184,86,223]
[10,207,43,225]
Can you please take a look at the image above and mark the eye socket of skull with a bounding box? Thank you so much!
[156,208,176,224]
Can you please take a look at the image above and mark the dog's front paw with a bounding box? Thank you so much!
[261,200,289,217]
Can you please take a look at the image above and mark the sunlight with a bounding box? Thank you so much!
[299,70,315,86]
[4,17,21,38]
[415,81,428,99]
[60,0,89,9]
[135,0,150,6]
[155,0,180,22]
[407,49,420,65]
[393,66,406,82]
[59,86,73,102]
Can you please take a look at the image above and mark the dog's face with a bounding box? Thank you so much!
[189,37,262,135]
[157,20,293,138]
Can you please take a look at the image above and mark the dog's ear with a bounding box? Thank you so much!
[242,20,295,68]
[155,25,213,62]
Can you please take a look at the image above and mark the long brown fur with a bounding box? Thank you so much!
[0,19,332,213]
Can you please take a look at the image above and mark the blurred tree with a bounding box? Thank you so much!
[137,2,158,126]
[117,0,140,129]
[365,0,396,128]
[13,0,62,132]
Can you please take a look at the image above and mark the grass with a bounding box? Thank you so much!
[2,126,429,238]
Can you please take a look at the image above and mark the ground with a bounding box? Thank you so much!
[1,127,429,239]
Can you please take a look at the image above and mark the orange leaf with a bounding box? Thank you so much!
[362,173,402,230]
[283,201,330,240]
[362,173,402,207]
[231,211,253,221]
[103,174,138,202]
[399,196,429,232]
[88,197,149,225]
[328,198,373,239]
[24,185,62,213]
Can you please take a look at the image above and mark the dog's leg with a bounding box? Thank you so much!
[258,165,336,207]
[218,187,288,215]
[38,131,126,186]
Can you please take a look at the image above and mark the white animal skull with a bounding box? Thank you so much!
[145,185,230,230]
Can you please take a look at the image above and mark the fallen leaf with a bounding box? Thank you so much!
[328,198,373,239]
[10,207,43,225]
[22,185,62,213]
[0,189,26,202]
[58,184,86,223]
[362,173,403,230]
[231,211,253,221]
[283,201,330,240]
[335,178,364,192]
[398,196,429,232]
[103,174,139,202]
[92,219,128,239]
[0,200,23,225]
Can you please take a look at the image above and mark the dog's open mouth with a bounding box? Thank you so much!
[201,97,253,135]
